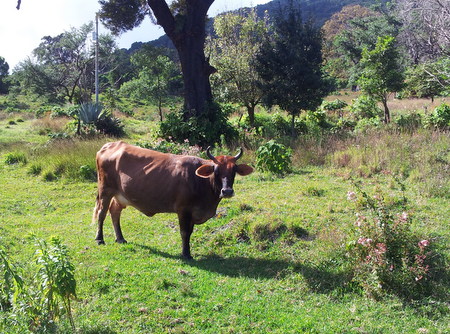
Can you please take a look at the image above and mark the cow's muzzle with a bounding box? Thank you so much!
[220,188,234,198]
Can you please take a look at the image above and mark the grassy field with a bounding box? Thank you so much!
[0,105,449,333]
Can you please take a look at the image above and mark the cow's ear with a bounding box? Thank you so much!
[195,164,215,178]
[236,164,253,176]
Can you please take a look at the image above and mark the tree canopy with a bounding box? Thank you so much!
[255,3,332,134]
[208,9,269,126]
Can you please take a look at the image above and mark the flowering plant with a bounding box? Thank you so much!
[346,183,439,300]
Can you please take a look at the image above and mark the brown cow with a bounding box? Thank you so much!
[93,141,253,259]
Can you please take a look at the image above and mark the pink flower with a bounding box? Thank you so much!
[357,237,372,246]
[375,243,387,254]
[355,214,366,227]
[347,191,357,201]
[397,212,409,222]
[418,240,429,248]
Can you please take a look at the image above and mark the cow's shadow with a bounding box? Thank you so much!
[135,244,349,294]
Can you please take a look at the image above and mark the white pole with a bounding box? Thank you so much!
[95,13,99,104]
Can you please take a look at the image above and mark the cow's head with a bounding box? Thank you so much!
[195,147,253,198]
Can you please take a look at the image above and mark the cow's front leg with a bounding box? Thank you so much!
[178,211,194,260]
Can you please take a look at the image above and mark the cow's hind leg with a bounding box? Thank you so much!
[109,198,127,244]
[178,211,194,260]
[94,192,113,245]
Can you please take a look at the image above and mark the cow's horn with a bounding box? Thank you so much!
[206,146,219,163]
[234,148,243,161]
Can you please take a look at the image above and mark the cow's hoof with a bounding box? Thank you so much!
[116,239,128,244]
[96,239,105,245]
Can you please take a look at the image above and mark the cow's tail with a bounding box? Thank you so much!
[92,193,100,225]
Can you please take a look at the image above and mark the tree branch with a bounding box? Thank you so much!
[146,0,176,38]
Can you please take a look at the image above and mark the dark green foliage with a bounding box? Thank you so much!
[159,103,237,147]
[99,0,147,35]
[0,56,9,94]
[255,1,333,134]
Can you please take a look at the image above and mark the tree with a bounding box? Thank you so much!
[0,56,9,94]
[120,45,182,121]
[14,24,116,104]
[357,36,404,123]
[332,3,401,86]
[99,0,216,118]
[395,0,450,63]
[208,9,268,126]
[254,2,331,136]
[321,4,373,86]
[405,57,450,100]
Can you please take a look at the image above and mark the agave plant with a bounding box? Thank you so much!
[78,102,104,124]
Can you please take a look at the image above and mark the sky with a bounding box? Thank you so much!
[0,0,270,71]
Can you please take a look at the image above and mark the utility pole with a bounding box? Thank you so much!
[95,12,99,104]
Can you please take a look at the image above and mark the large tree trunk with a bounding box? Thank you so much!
[147,0,215,117]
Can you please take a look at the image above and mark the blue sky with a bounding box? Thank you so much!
[0,0,270,70]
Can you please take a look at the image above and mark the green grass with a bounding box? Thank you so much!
[0,112,449,333]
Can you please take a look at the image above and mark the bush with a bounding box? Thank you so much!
[27,164,42,176]
[4,152,27,165]
[159,103,237,146]
[394,112,422,132]
[255,140,292,175]
[353,117,381,134]
[426,103,450,130]
[350,95,383,120]
[346,182,447,300]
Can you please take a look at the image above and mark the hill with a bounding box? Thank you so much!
[131,0,384,51]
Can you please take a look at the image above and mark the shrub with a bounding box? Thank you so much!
[346,182,447,300]
[426,103,450,130]
[159,103,237,146]
[42,171,57,182]
[4,152,27,165]
[394,112,422,132]
[28,164,43,176]
[79,165,97,181]
[353,117,381,134]
[256,140,292,175]
[350,95,383,120]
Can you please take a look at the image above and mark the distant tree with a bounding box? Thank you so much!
[0,56,9,94]
[321,4,373,86]
[404,57,450,100]
[395,0,450,63]
[333,3,401,86]
[120,45,182,121]
[357,36,404,123]
[99,0,216,119]
[14,23,116,104]
[208,9,269,126]
[255,2,332,136]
